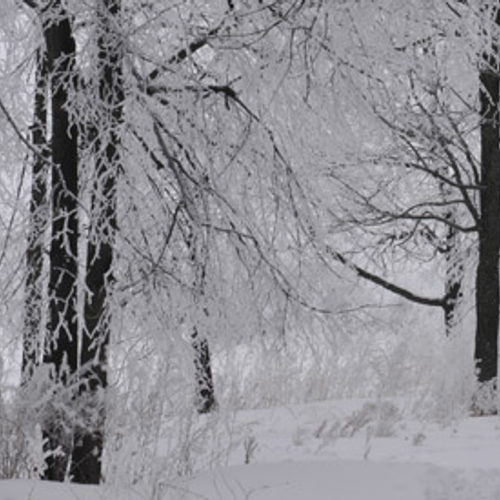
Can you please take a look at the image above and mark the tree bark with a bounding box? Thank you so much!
[41,0,79,481]
[71,0,123,484]
[475,54,500,385]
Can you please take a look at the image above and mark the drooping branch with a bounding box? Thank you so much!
[327,248,447,309]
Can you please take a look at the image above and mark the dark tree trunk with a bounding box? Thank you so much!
[22,48,48,385]
[41,0,79,481]
[71,0,123,484]
[476,71,500,384]
[475,14,500,386]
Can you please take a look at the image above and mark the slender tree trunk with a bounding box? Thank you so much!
[192,326,216,414]
[438,162,464,336]
[475,12,500,387]
[443,223,463,337]
[22,48,48,385]
[41,0,80,481]
[187,228,216,414]
[71,0,123,484]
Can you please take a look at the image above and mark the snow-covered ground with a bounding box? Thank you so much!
[1,399,499,499]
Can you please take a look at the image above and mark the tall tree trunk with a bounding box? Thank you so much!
[475,8,500,388]
[41,0,80,481]
[22,48,48,385]
[71,0,123,484]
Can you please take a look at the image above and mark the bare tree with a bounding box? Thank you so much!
[312,0,500,397]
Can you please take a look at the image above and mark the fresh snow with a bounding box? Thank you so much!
[186,461,500,500]
[1,399,499,499]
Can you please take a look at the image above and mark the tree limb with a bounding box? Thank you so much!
[328,247,447,309]
[21,0,38,9]
[146,19,229,85]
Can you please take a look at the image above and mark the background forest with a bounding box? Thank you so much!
[0,0,499,493]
